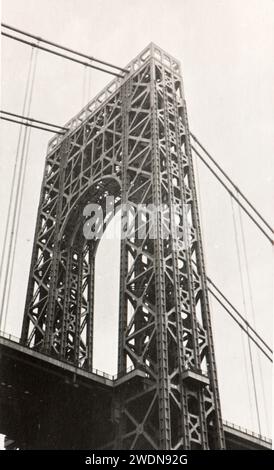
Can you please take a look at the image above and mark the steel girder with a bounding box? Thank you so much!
[21,44,225,450]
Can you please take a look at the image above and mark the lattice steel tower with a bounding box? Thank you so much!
[21,44,225,449]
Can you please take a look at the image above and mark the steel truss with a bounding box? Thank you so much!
[21,44,225,450]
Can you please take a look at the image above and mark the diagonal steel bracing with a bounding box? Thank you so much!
[21,43,225,450]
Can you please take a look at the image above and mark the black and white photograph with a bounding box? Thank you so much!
[0,0,273,461]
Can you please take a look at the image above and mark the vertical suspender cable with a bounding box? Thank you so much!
[231,196,254,429]
[0,44,39,331]
[0,47,35,329]
[2,126,34,331]
[82,61,92,108]
[87,65,92,101]
[230,195,261,434]
[0,47,35,284]
[193,149,218,364]
[81,65,88,108]
[2,125,32,331]
[193,147,265,434]
[237,194,268,434]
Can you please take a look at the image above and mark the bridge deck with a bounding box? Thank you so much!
[0,335,271,450]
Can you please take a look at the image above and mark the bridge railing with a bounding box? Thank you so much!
[0,330,20,343]
[0,331,204,382]
[0,330,136,380]
[223,419,272,444]
[86,365,135,381]
[0,330,272,443]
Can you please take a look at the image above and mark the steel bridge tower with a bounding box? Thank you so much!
[21,44,225,450]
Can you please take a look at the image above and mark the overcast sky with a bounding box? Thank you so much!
[0,0,273,442]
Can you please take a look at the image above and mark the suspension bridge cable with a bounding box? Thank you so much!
[87,66,92,100]
[192,150,271,439]
[2,126,32,332]
[191,146,273,246]
[1,22,127,73]
[0,46,35,293]
[230,195,255,430]
[2,79,37,331]
[82,65,88,109]
[191,148,271,356]
[192,140,271,431]
[0,44,39,331]
[190,133,273,234]
[237,193,270,434]
[208,289,272,363]
[0,110,68,130]
[230,195,262,435]
[0,116,66,134]
[206,276,272,354]
[1,31,124,78]
[0,115,66,134]
[191,259,272,357]
[82,63,93,110]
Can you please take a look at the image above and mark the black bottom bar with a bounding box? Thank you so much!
[0,450,273,466]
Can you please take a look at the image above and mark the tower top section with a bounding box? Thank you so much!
[48,43,182,152]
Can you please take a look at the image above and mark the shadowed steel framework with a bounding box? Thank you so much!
[20,43,225,450]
